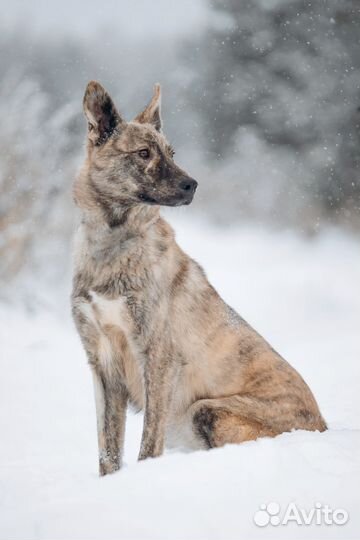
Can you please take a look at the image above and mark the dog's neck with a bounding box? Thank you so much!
[75,168,161,243]
[74,169,171,269]
[76,203,171,284]
[81,203,161,248]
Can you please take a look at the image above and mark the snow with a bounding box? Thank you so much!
[1,217,359,540]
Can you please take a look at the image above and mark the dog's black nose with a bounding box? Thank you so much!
[179,178,198,194]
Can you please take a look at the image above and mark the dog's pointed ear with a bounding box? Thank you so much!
[83,81,125,145]
[134,84,162,132]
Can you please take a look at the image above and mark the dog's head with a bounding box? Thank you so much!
[81,81,197,209]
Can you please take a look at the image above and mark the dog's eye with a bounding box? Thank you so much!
[138,148,150,159]
[169,146,175,158]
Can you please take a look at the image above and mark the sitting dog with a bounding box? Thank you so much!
[72,81,326,475]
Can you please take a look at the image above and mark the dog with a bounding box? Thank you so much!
[71,81,326,476]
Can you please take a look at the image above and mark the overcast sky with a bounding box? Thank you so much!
[0,0,208,39]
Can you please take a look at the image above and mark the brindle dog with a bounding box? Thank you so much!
[72,81,326,475]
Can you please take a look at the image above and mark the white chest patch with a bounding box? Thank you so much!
[89,291,130,330]
[79,291,133,370]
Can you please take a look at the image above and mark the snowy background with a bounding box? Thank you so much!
[0,1,359,539]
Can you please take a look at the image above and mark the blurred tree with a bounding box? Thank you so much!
[0,72,79,283]
[184,0,360,227]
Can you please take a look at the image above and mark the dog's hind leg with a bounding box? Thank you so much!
[191,399,276,448]
[189,394,326,449]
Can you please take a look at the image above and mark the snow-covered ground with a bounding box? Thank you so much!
[1,217,359,540]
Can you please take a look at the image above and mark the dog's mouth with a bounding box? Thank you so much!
[165,191,196,207]
[138,188,197,207]
[138,194,159,205]
[173,194,194,206]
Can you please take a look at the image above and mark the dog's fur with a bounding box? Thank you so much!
[72,81,326,476]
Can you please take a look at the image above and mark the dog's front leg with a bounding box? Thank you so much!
[138,352,176,461]
[92,369,128,476]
